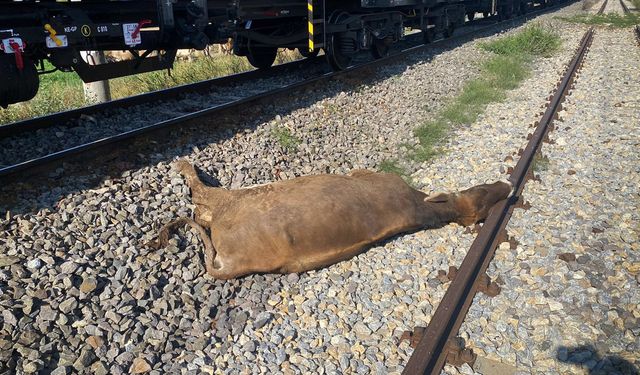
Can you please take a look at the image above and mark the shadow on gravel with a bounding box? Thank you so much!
[0,5,569,216]
[557,344,639,375]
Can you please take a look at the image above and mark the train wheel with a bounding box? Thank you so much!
[467,12,475,21]
[483,11,491,18]
[326,34,354,70]
[326,12,354,70]
[246,42,277,69]
[371,38,390,59]
[299,48,319,58]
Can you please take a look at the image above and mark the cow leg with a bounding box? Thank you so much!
[175,160,231,223]
[146,217,218,276]
[175,160,210,195]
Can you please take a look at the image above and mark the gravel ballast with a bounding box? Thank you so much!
[0,3,613,374]
[452,25,640,375]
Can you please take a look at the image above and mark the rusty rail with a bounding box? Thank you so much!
[401,28,595,375]
[617,0,639,45]
[598,0,609,14]
[619,0,630,13]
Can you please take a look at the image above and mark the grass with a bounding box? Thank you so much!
[411,119,449,162]
[378,159,411,182]
[532,153,550,172]
[479,25,562,57]
[558,13,640,28]
[271,126,301,151]
[0,49,300,125]
[407,25,560,164]
[0,63,85,124]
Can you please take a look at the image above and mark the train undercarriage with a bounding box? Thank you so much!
[0,0,546,108]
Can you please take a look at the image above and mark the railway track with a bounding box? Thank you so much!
[618,0,640,44]
[0,58,318,138]
[619,0,630,13]
[3,1,631,374]
[0,2,573,185]
[598,0,609,14]
[399,5,607,375]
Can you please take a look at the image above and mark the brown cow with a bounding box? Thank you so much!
[149,161,512,279]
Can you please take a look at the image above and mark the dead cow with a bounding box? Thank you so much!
[149,161,512,279]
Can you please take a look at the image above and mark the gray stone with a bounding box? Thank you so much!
[60,261,79,274]
[26,258,42,270]
[252,311,272,330]
[73,347,97,370]
[2,309,17,326]
[51,366,69,375]
[59,297,78,314]
[39,305,57,321]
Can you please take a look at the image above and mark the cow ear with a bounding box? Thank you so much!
[425,192,449,203]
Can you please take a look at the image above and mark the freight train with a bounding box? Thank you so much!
[0,0,544,108]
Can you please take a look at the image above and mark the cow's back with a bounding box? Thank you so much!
[210,173,424,273]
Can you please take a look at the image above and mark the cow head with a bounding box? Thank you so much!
[425,180,512,226]
[454,180,513,226]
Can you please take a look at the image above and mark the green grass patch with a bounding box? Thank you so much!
[378,159,413,185]
[410,25,560,163]
[0,61,85,124]
[532,153,550,173]
[480,25,562,57]
[558,13,640,28]
[271,126,301,151]
[0,50,300,125]
[110,54,253,96]
[411,118,449,162]
[379,158,407,175]
[483,55,529,90]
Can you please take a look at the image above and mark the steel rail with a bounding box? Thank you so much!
[0,58,316,138]
[619,0,630,13]
[402,27,595,375]
[0,16,491,136]
[0,4,571,182]
[598,0,609,14]
[0,14,513,138]
[616,0,638,46]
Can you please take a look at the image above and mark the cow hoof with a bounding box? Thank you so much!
[144,239,162,250]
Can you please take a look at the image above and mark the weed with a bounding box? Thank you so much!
[271,126,301,151]
[411,119,448,162]
[483,55,528,90]
[410,24,560,163]
[480,24,561,57]
[557,13,640,28]
[532,153,550,172]
[378,159,413,184]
